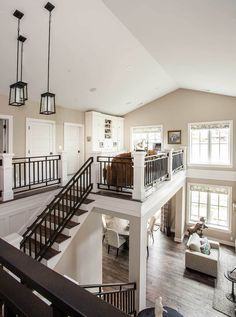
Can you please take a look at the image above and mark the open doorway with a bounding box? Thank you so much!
[102,214,130,283]
[0,115,13,153]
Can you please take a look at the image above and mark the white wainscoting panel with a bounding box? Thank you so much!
[0,189,59,237]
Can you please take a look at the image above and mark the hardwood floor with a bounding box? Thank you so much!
[102,230,235,317]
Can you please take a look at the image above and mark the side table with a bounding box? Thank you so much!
[224,270,236,303]
[137,306,183,317]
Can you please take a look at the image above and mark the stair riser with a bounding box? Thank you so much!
[55,202,91,212]
[42,216,80,231]
[34,233,69,251]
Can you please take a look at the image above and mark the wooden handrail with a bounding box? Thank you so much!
[0,239,129,317]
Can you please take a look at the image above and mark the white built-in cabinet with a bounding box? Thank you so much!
[85,111,124,157]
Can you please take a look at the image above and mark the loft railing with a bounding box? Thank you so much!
[0,239,129,317]
[144,153,168,188]
[12,154,61,194]
[82,282,136,316]
[172,150,184,174]
[20,157,93,261]
[94,148,186,201]
[97,155,133,194]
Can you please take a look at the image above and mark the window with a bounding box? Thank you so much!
[131,126,162,151]
[188,183,231,230]
[189,121,232,166]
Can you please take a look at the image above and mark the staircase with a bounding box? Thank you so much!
[20,157,95,268]
[82,282,137,316]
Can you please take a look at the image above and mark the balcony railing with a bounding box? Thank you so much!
[94,148,186,201]
[172,150,184,174]
[0,152,68,202]
[97,155,133,194]
[144,154,168,188]
[12,155,61,194]
[82,282,136,316]
[0,238,129,317]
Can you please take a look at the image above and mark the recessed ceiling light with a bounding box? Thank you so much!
[89,88,97,92]
[126,66,133,72]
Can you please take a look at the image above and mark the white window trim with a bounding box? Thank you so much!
[130,125,163,152]
[187,120,233,168]
[186,182,232,233]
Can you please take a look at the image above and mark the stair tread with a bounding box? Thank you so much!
[25,238,61,260]
[56,204,88,217]
[36,226,71,244]
[63,196,94,205]
[38,214,80,229]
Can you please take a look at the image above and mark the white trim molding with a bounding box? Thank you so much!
[187,169,236,182]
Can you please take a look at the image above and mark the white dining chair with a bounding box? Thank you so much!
[102,215,107,242]
[106,229,127,257]
[147,216,158,243]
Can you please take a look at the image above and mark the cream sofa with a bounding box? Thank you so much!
[185,233,220,278]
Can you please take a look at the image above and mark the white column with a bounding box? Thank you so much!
[167,149,173,180]
[0,153,14,201]
[132,151,146,201]
[174,184,186,242]
[90,152,102,193]
[58,151,68,187]
[129,216,147,311]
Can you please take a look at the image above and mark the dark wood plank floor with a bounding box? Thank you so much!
[103,230,235,317]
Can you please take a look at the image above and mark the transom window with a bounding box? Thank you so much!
[131,126,162,151]
[189,121,232,166]
[188,184,231,230]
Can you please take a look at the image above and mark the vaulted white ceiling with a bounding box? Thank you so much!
[0,0,235,115]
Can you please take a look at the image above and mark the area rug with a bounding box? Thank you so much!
[213,252,236,316]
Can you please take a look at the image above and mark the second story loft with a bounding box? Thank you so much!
[1,1,236,316]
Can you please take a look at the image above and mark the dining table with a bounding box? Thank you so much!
[105,216,130,237]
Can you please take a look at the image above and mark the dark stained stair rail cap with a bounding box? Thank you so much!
[0,238,129,317]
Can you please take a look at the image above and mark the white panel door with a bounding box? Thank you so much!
[64,123,83,175]
[26,119,55,156]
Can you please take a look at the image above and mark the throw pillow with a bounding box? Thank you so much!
[188,233,201,252]
[200,237,211,255]
[200,242,211,255]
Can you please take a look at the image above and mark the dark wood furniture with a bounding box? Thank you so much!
[137,307,183,317]
[224,270,236,303]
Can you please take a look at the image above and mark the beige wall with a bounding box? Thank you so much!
[124,89,236,244]
[124,88,236,170]
[0,94,84,156]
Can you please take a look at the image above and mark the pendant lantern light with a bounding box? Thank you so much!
[9,10,28,106]
[40,2,56,115]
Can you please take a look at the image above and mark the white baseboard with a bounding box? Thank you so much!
[174,236,184,243]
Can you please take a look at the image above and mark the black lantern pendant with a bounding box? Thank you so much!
[40,2,56,115]
[9,10,28,106]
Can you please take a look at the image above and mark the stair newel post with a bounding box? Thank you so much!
[58,150,68,187]
[166,149,173,180]
[0,153,14,201]
[90,151,101,193]
[132,150,146,201]
[180,146,187,169]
